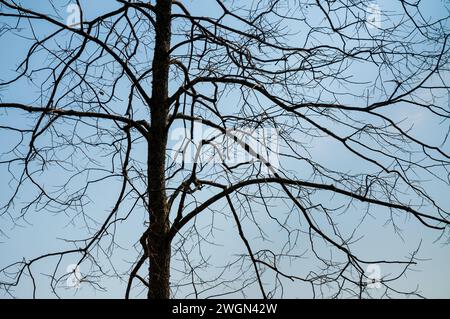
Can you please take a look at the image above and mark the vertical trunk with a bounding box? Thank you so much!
[147,0,172,299]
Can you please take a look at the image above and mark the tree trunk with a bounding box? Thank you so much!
[147,0,172,299]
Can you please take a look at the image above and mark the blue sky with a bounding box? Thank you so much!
[0,0,449,298]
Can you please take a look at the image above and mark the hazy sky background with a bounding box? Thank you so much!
[0,0,449,298]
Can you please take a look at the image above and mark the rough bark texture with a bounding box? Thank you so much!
[147,0,172,299]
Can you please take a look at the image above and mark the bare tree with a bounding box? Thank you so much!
[0,0,449,299]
